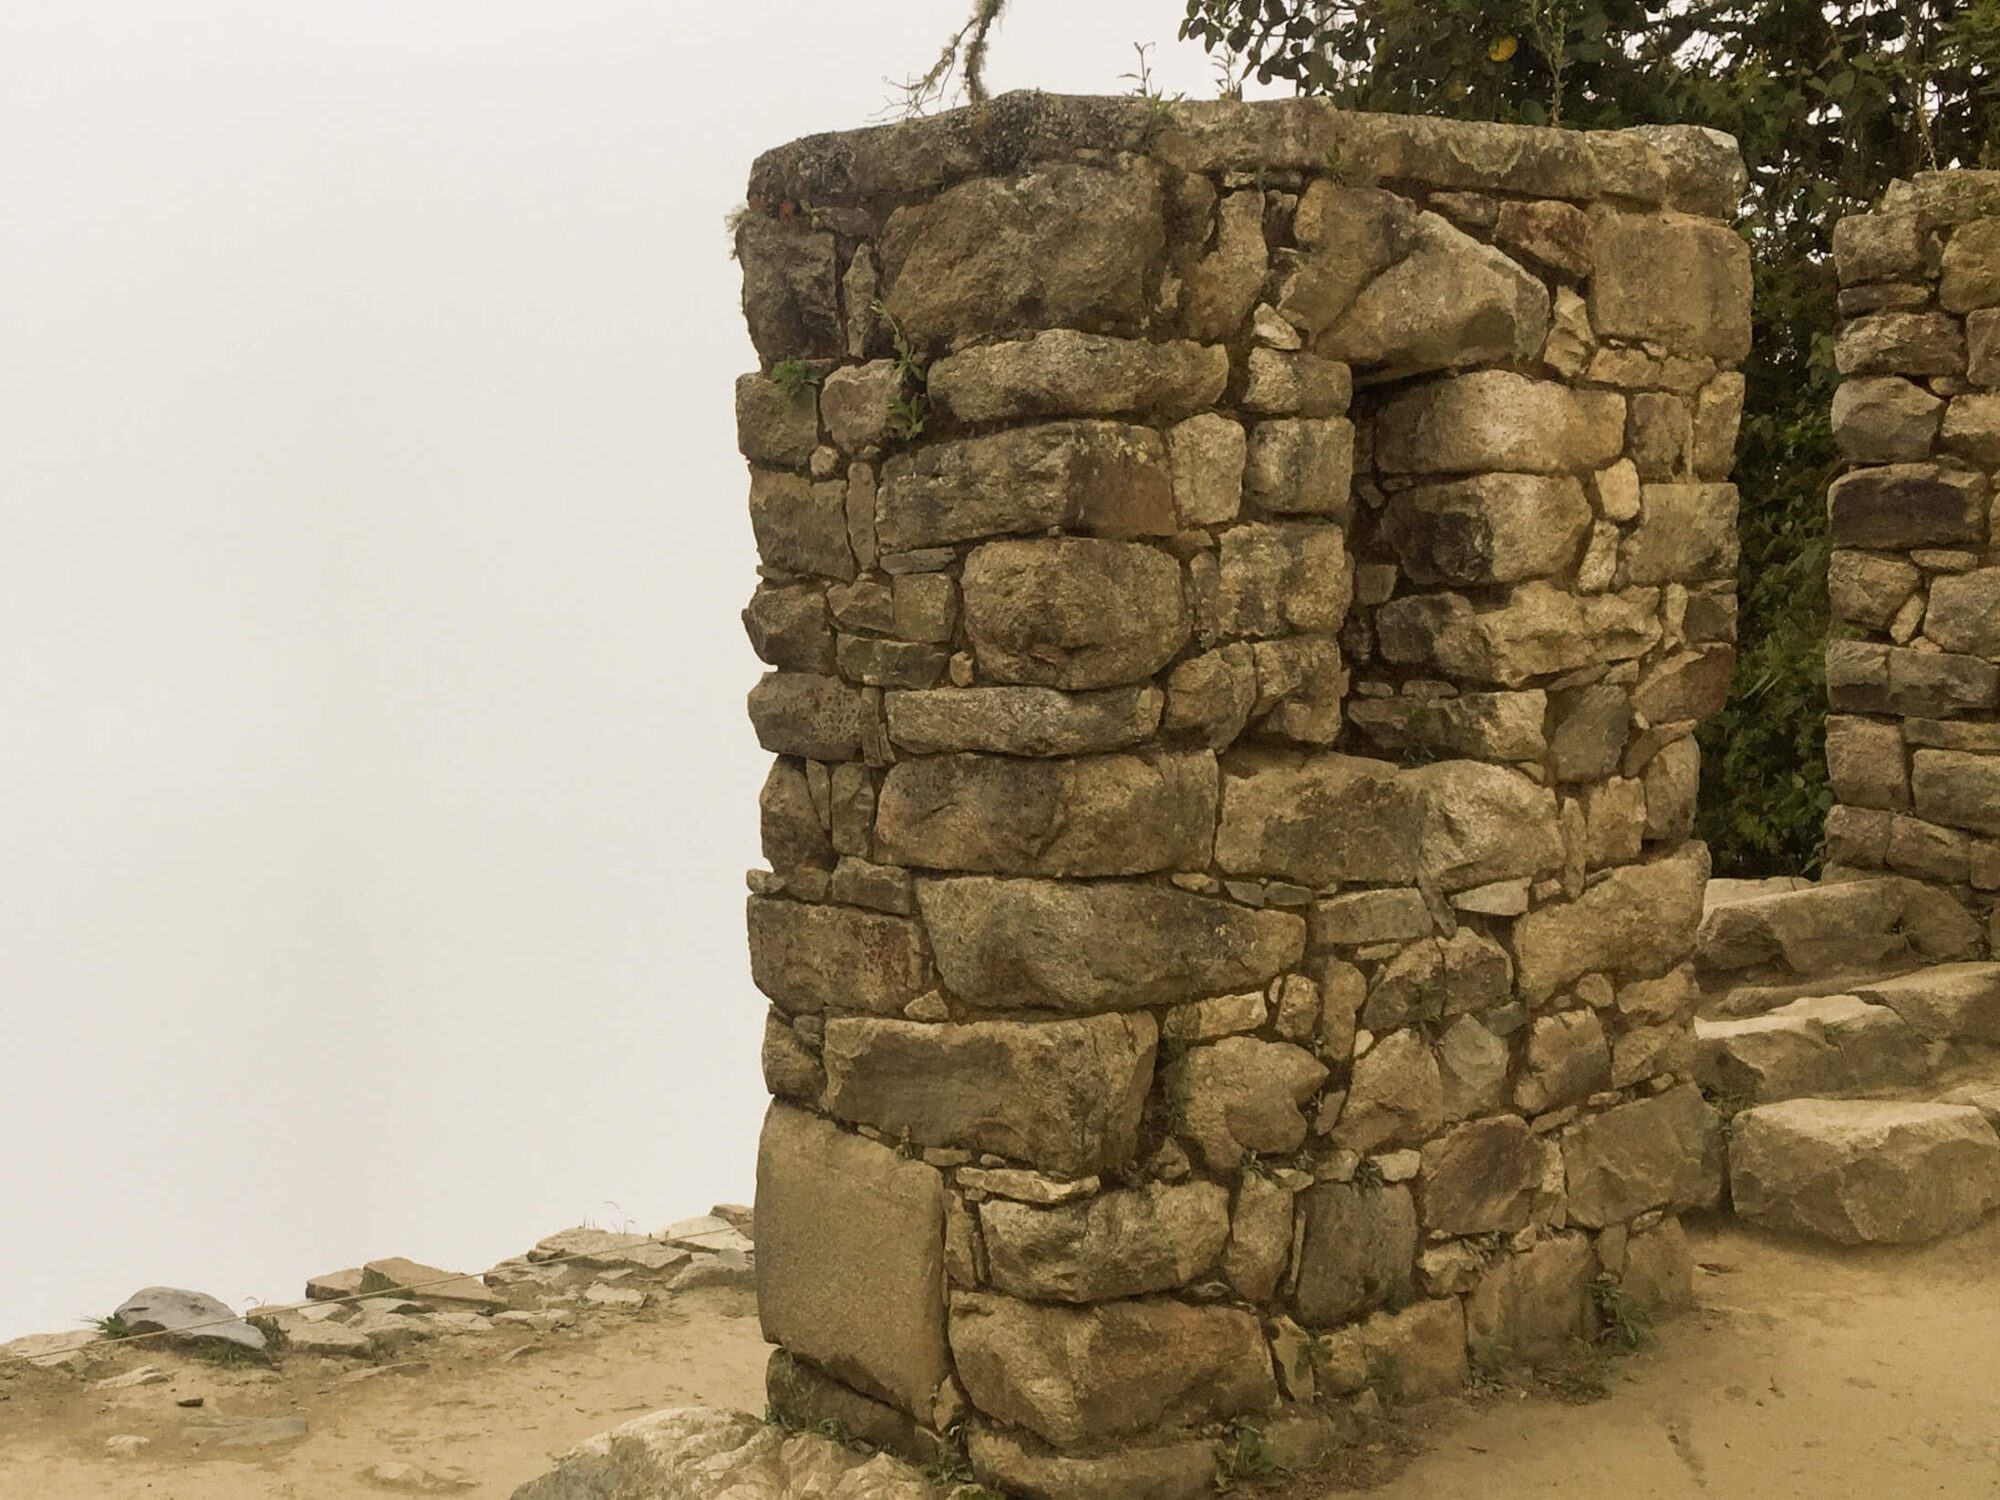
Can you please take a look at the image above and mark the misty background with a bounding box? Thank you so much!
[0,3,1280,1340]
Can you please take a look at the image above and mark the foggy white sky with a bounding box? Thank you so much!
[0,4,1279,1339]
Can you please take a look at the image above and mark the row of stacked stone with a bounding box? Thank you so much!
[1825,171,2000,949]
[736,95,1745,1497]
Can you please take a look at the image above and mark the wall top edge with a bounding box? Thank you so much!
[1878,171,2000,228]
[749,91,1747,221]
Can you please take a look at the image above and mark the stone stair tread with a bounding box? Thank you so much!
[1700,964,1928,1020]
[1728,1097,2000,1245]
[1695,995,1942,1105]
[1695,877,1982,989]
[1851,962,2000,1043]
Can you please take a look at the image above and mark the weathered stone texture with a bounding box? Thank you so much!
[756,1106,949,1418]
[741,97,1749,1464]
[948,1294,1277,1448]
[820,1014,1156,1176]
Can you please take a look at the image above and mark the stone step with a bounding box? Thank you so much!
[1851,963,2000,1044]
[1695,876,1982,992]
[1728,1097,2000,1245]
[1695,994,1944,1106]
[1701,965,1926,1021]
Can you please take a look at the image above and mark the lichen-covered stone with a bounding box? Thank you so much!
[737,373,821,467]
[948,1293,1277,1449]
[738,216,841,359]
[928,331,1228,424]
[875,749,1217,876]
[961,538,1189,689]
[879,163,1164,340]
[748,672,871,761]
[1589,208,1753,361]
[883,685,1163,757]
[821,1014,1156,1177]
[917,877,1303,1014]
[877,424,1173,551]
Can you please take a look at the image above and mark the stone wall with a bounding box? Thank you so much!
[735,94,1745,1495]
[1824,172,2000,953]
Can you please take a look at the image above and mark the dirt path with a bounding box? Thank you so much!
[3,1218,1996,1497]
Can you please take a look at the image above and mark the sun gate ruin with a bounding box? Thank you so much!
[735,93,1753,1496]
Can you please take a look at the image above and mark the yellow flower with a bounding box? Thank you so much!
[1489,35,1520,61]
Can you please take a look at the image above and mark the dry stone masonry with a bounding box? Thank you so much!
[736,93,1748,1494]
[1825,172,2000,955]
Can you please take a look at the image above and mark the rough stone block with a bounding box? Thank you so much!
[1294,1183,1418,1326]
[1913,749,2000,835]
[1215,751,1425,887]
[1940,218,2000,312]
[1835,312,1966,377]
[1589,208,1752,361]
[1419,1115,1543,1234]
[1405,760,1566,892]
[1377,582,1661,687]
[1166,1036,1328,1171]
[948,1293,1277,1449]
[1346,690,1549,763]
[756,1106,949,1418]
[969,1424,1216,1500]
[1211,523,1354,638]
[1827,550,1921,630]
[1695,994,1935,1104]
[1375,371,1626,475]
[1621,483,1739,584]
[1825,716,1911,811]
[1331,1029,1444,1153]
[737,372,821,467]
[877,424,1173,552]
[1243,417,1356,518]
[1561,1084,1722,1227]
[1854,962,2000,1043]
[1832,376,1944,462]
[750,471,856,580]
[961,538,1189,689]
[1517,1011,1612,1114]
[1466,1234,1597,1358]
[979,1181,1231,1303]
[875,749,1217,877]
[1169,413,1246,526]
[821,1014,1157,1176]
[917,877,1303,1014]
[1730,1099,2000,1245]
[1355,1298,1468,1401]
[747,897,929,1015]
[1380,474,1592,585]
[1827,465,1987,550]
[883,685,1162,758]
[880,163,1164,340]
[1514,844,1710,1000]
[738,217,841,359]
[928,330,1226,424]
[1924,569,2000,659]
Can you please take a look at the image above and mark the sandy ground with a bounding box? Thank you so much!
[2,1216,1996,1498]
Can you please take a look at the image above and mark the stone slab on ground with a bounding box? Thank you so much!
[361,1259,504,1312]
[1730,1097,2000,1244]
[509,1406,936,1500]
[1853,962,2000,1043]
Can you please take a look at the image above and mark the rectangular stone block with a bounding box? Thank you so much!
[1589,209,1752,362]
[961,538,1189,690]
[875,749,1217,877]
[1913,750,2000,836]
[950,1293,1277,1449]
[877,422,1174,551]
[883,685,1164,758]
[1561,1084,1722,1227]
[1375,371,1625,475]
[820,1014,1157,1176]
[756,1105,949,1419]
[1214,751,1424,886]
[747,896,930,1015]
[916,877,1304,1013]
[1513,843,1710,1000]
[749,471,856,580]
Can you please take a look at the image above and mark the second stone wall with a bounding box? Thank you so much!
[737,93,1746,1496]
[1825,170,2000,952]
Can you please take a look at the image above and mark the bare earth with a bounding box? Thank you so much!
[3,1217,1996,1499]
